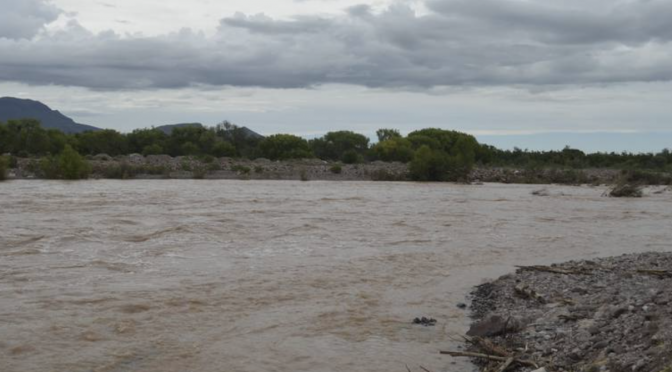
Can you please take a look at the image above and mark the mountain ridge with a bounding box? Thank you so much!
[0,97,100,133]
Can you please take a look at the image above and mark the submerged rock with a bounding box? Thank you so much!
[412,317,437,326]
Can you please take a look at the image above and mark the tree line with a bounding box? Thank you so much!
[1,118,670,181]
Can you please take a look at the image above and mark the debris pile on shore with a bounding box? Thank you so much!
[447,252,672,372]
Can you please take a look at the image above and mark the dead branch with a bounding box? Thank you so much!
[471,336,511,357]
[439,350,539,368]
[635,269,672,278]
[496,357,515,372]
[516,265,588,275]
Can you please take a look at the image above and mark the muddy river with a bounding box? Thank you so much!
[1,180,670,372]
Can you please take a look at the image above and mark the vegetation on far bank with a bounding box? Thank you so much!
[1,119,671,182]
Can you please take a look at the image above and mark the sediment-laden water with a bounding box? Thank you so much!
[1,181,670,372]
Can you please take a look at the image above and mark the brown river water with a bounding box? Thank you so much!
[1,180,671,372]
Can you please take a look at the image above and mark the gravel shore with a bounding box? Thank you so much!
[464,252,672,372]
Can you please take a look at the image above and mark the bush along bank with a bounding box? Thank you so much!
[444,252,672,372]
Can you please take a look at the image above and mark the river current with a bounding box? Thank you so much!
[1,180,671,372]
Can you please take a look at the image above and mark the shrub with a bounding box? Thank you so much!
[181,158,193,171]
[142,144,164,156]
[201,154,215,163]
[0,156,8,181]
[59,145,90,180]
[98,163,129,179]
[409,145,449,181]
[207,162,221,171]
[330,164,342,174]
[620,170,672,185]
[231,164,251,174]
[192,167,207,179]
[39,156,61,179]
[341,149,362,164]
[254,166,264,174]
[300,169,309,181]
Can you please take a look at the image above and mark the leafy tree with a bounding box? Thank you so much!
[59,145,90,180]
[409,145,449,181]
[376,128,402,142]
[371,137,414,163]
[127,128,168,154]
[212,141,236,157]
[215,121,261,158]
[181,142,200,156]
[167,126,207,156]
[142,144,164,156]
[259,134,312,160]
[76,129,128,156]
[310,131,369,161]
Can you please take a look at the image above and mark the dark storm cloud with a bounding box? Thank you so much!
[2,0,672,90]
[0,0,62,39]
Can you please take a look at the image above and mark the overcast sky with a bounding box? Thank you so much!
[1,0,671,152]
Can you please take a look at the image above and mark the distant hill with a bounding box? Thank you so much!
[154,123,203,134]
[237,126,264,140]
[0,97,100,133]
[153,122,264,140]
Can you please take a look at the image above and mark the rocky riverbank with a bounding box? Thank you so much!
[456,252,672,372]
[5,153,671,185]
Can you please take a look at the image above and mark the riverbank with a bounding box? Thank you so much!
[6,154,672,185]
[456,252,672,372]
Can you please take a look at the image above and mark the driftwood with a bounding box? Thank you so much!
[440,350,539,369]
[496,357,515,372]
[516,265,588,275]
[558,314,583,322]
[635,269,672,279]
[469,336,511,357]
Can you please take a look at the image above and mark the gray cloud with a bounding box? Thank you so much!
[2,0,672,90]
[0,0,62,40]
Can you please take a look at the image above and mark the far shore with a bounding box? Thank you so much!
[5,153,672,186]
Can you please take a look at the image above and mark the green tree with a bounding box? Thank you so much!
[127,128,168,154]
[310,131,370,161]
[409,145,449,181]
[181,142,200,156]
[259,134,312,160]
[76,129,128,156]
[376,128,402,142]
[371,137,414,163]
[341,149,363,164]
[142,144,164,156]
[167,126,207,156]
[212,141,237,157]
[59,145,90,180]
